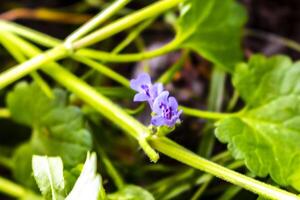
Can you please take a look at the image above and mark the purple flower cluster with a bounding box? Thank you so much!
[130,73,182,127]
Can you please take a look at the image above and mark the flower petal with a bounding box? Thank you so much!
[153,91,169,114]
[151,116,165,126]
[133,93,148,102]
[168,96,178,111]
[130,73,151,91]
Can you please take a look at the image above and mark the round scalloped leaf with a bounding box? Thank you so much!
[215,55,300,190]
[176,0,247,71]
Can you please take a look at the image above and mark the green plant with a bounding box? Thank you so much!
[0,0,299,200]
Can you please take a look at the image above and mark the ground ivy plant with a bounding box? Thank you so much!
[0,0,299,200]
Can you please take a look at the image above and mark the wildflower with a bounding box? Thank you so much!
[151,91,182,127]
[130,73,163,106]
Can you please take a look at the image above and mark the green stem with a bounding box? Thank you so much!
[43,64,158,162]
[0,20,61,47]
[73,0,183,48]
[226,90,239,112]
[0,108,10,118]
[180,106,234,120]
[0,156,13,169]
[66,0,131,44]
[197,68,225,160]
[0,0,182,89]
[112,18,155,53]
[217,185,242,200]
[95,143,124,189]
[5,32,159,162]
[76,38,180,62]
[150,137,300,200]
[191,178,211,200]
[72,55,130,87]
[124,104,145,115]
[0,176,41,199]
[0,45,68,89]
[0,31,53,98]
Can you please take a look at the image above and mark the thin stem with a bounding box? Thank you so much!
[30,72,54,98]
[76,38,180,62]
[226,90,239,112]
[0,108,10,118]
[0,0,182,89]
[0,20,61,47]
[198,68,225,159]
[112,18,155,53]
[124,104,145,115]
[95,143,124,189]
[191,178,211,200]
[245,28,300,52]
[66,0,131,44]
[0,31,53,98]
[150,137,300,200]
[180,106,234,120]
[0,45,68,89]
[0,156,13,169]
[72,55,130,87]
[0,176,41,199]
[73,0,183,48]
[217,185,242,200]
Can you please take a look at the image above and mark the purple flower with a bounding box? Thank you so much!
[130,73,163,106]
[151,91,182,127]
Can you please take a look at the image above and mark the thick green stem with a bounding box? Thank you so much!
[0,31,53,98]
[42,64,159,162]
[0,20,60,47]
[0,0,182,89]
[73,0,183,48]
[0,176,41,199]
[4,32,159,162]
[66,0,131,43]
[0,45,68,89]
[150,137,300,200]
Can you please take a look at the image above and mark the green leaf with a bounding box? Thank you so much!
[176,0,247,70]
[66,152,103,200]
[7,81,66,127]
[32,155,65,200]
[7,82,92,186]
[12,143,37,188]
[108,185,154,200]
[215,55,300,190]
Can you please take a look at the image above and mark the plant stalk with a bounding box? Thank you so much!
[73,0,183,49]
[150,137,300,200]
[180,106,235,120]
[0,176,41,199]
[66,0,131,44]
[0,45,68,89]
